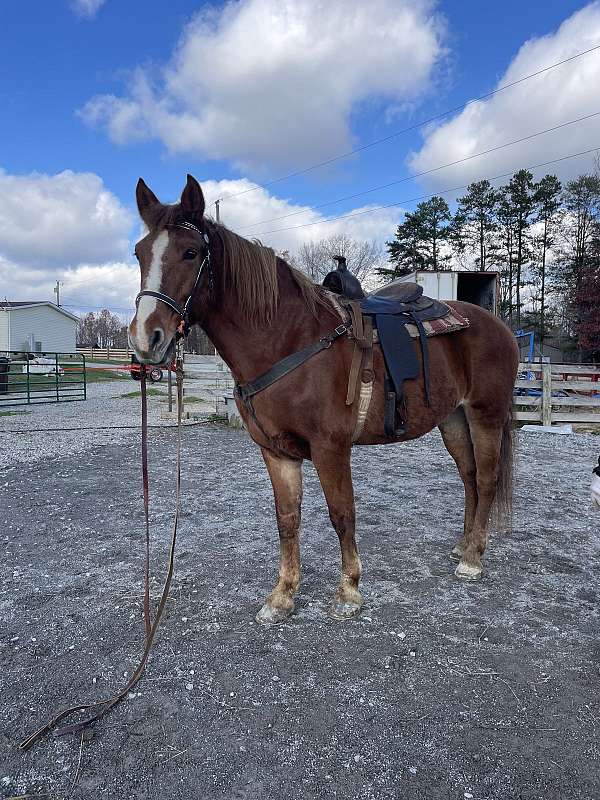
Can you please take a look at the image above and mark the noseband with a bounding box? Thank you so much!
[135,221,212,335]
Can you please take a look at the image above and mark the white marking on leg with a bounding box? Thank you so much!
[136,230,169,345]
[455,560,482,580]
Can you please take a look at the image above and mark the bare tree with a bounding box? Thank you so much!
[293,234,383,283]
[76,309,128,348]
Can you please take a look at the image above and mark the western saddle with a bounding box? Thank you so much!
[322,257,459,436]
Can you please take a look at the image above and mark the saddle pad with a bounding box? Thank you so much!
[372,306,469,342]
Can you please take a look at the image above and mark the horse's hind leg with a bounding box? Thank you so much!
[256,448,302,625]
[454,410,504,580]
[312,447,363,621]
[438,408,478,563]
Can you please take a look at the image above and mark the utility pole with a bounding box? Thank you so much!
[214,199,221,223]
[53,281,61,307]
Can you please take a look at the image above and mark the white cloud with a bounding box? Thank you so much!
[409,2,600,188]
[0,168,135,314]
[0,170,400,316]
[0,168,133,268]
[71,0,106,19]
[80,0,446,171]
[200,178,400,253]
[0,256,138,318]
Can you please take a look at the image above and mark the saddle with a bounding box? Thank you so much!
[321,264,469,436]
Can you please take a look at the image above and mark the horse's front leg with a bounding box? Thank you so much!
[312,446,363,621]
[256,448,303,625]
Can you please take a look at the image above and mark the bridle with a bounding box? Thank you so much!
[134,221,212,336]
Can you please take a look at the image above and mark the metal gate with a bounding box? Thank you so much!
[0,352,86,407]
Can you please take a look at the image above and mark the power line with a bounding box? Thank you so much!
[215,42,600,203]
[61,299,135,312]
[254,144,600,237]
[239,111,600,231]
[62,266,135,290]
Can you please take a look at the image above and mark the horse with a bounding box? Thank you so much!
[129,174,519,625]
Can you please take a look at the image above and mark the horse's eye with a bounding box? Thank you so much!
[183,249,198,260]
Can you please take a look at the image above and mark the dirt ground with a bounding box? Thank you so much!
[1,420,599,800]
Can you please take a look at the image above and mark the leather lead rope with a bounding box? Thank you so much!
[141,367,152,642]
[20,357,185,751]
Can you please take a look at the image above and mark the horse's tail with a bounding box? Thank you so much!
[493,406,515,532]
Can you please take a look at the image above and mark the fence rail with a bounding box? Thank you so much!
[0,352,86,407]
[514,362,600,425]
[77,346,132,360]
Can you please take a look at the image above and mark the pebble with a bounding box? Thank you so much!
[0,381,182,469]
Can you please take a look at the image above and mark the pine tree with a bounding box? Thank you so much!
[507,169,536,328]
[452,180,500,271]
[382,196,452,279]
[531,174,561,348]
[496,193,517,323]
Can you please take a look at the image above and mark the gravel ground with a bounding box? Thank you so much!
[0,380,207,468]
[1,402,599,800]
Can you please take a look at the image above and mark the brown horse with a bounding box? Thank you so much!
[129,175,519,625]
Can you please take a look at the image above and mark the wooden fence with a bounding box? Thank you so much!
[77,347,132,360]
[514,362,600,425]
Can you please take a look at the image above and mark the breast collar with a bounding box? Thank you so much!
[135,221,212,334]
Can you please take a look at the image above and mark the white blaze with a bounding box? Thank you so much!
[136,230,169,343]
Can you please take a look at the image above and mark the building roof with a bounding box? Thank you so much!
[0,301,79,322]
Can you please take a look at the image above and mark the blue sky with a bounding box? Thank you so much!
[1,0,599,314]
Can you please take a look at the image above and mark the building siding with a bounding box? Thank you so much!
[8,306,77,353]
[0,309,8,352]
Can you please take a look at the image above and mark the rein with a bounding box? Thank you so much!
[22,221,214,749]
[20,359,186,750]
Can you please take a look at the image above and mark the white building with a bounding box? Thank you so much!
[0,301,78,354]
[398,270,499,313]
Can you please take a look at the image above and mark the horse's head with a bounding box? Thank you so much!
[129,174,211,364]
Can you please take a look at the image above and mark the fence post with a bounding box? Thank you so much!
[542,362,552,426]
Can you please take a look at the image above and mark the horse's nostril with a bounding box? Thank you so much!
[150,328,164,350]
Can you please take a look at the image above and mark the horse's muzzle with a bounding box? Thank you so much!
[129,329,175,365]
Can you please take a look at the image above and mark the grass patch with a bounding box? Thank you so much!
[85,357,129,365]
[120,387,165,399]
[159,394,204,404]
[85,368,129,383]
[0,409,31,417]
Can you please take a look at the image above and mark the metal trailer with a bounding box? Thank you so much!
[398,270,499,314]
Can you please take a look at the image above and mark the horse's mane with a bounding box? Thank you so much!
[155,204,329,325]
[209,220,329,325]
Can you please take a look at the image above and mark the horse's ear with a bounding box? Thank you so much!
[136,178,160,225]
[180,174,205,222]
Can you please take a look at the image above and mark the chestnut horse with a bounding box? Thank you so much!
[129,175,519,625]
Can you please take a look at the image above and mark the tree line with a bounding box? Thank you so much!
[76,308,215,355]
[380,169,600,357]
[77,309,129,348]
[77,170,600,361]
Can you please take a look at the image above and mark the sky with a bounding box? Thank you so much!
[1,0,600,318]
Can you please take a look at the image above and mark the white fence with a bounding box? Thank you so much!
[514,362,600,425]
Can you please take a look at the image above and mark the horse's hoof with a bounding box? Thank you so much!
[255,603,293,626]
[329,600,363,621]
[449,546,463,563]
[454,560,482,581]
